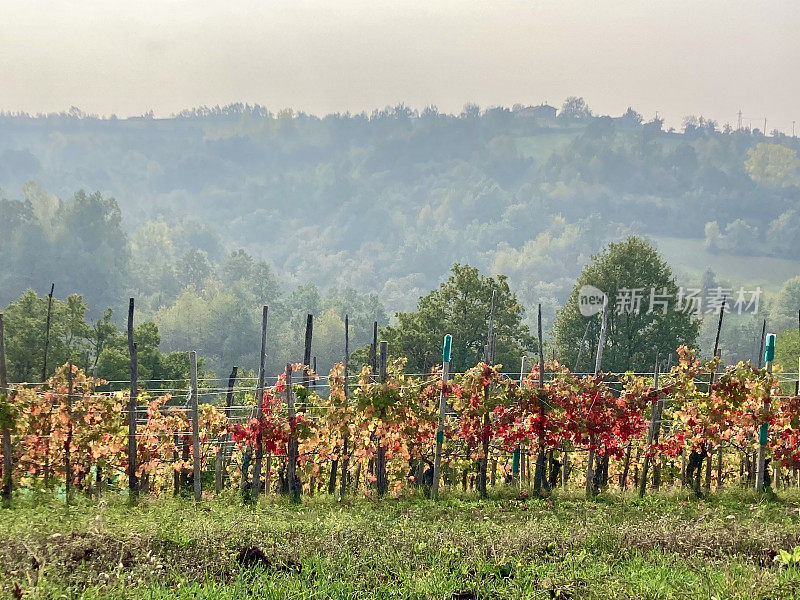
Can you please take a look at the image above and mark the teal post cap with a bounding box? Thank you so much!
[442,334,452,363]
[764,333,776,363]
[759,423,768,445]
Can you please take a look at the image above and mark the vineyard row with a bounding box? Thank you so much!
[0,342,798,505]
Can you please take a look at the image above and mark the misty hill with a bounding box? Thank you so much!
[1,99,799,373]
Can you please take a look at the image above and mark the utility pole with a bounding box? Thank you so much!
[737,110,742,131]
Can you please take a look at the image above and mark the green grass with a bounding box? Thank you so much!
[514,132,578,162]
[3,488,800,599]
[653,236,800,294]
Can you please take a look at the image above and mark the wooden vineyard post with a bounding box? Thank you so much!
[0,314,12,507]
[619,444,632,489]
[180,429,189,493]
[370,322,378,378]
[376,341,389,497]
[190,351,201,501]
[379,341,387,381]
[705,348,722,492]
[250,306,268,499]
[432,334,452,500]
[215,366,238,493]
[710,301,725,391]
[285,364,300,503]
[586,296,608,498]
[478,292,496,499]
[638,352,660,497]
[300,315,314,493]
[538,303,545,388]
[704,302,725,492]
[93,360,102,497]
[303,314,313,388]
[127,298,138,498]
[653,352,672,489]
[65,362,73,506]
[533,303,548,494]
[339,315,350,500]
[42,283,54,383]
[514,355,527,488]
[756,333,775,491]
[40,285,55,487]
[327,398,338,494]
[715,347,723,490]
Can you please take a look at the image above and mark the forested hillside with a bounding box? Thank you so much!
[1,99,799,375]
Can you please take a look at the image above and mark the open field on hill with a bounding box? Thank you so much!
[3,489,800,599]
[653,236,800,294]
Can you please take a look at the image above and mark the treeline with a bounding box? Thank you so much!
[3,235,800,386]
[2,281,387,384]
[1,244,388,382]
[1,98,799,366]
[2,290,192,385]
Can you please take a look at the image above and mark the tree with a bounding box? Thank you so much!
[177,249,212,291]
[559,97,592,121]
[87,308,117,368]
[21,180,58,229]
[767,210,800,258]
[553,237,700,373]
[380,264,535,373]
[218,249,254,286]
[2,289,193,386]
[95,320,196,386]
[770,276,800,334]
[56,190,130,310]
[620,107,643,127]
[775,327,799,375]
[745,143,800,188]
[704,219,759,255]
[3,290,90,382]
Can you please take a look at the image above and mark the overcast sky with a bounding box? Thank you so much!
[2,0,798,131]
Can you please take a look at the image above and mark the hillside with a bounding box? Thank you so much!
[1,102,798,372]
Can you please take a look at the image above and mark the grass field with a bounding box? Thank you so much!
[3,488,800,599]
[515,131,579,162]
[653,236,800,294]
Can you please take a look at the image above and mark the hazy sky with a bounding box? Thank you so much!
[2,0,798,131]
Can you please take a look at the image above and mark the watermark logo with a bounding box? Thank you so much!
[576,285,762,317]
[578,285,607,317]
